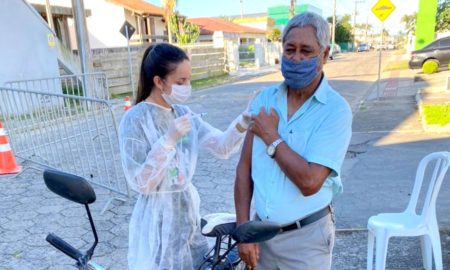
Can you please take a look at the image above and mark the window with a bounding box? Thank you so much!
[425,41,438,49]
[439,38,450,48]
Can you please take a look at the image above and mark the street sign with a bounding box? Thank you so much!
[119,21,136,99]
[47,33,55,48]
[371,0,396,22]
[119,21,135,40]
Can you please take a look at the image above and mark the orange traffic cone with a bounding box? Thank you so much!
[0,121,22,175]
[124,96,132,111]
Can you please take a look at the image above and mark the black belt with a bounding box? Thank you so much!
[280,206,331,233]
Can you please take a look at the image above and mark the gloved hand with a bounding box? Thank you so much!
[163,115,192,147]
[236,111,252,131]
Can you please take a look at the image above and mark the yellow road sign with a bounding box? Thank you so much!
[371,0,396,22]
[47,34,55,48]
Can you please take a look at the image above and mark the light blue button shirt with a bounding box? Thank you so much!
[250,76,352,224]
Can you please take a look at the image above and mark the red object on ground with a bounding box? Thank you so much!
[0,122,22,175]
[124,96,132,111]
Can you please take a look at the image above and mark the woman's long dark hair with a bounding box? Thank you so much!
[135,43,189,104]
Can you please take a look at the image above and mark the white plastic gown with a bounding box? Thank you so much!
[118,102,245,270]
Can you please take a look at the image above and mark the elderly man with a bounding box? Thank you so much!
[234,12,352,270]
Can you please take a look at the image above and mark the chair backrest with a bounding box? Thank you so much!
[405,152,450,218]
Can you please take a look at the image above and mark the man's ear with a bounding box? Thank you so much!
[322,46,330,65]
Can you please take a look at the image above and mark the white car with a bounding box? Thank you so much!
[329,44,341,60]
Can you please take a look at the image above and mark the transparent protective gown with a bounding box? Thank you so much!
[119,102,245,270]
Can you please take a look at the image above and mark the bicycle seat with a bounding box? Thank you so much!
[43,169,96,205]
[232,221,281,244]
[201,213,236,237]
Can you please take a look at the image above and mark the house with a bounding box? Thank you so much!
[268,4,322,29]
[27,0,168,49]
[226,13,269,31]
[187,17,266,47]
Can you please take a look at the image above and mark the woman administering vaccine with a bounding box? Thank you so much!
[118,43,251,270]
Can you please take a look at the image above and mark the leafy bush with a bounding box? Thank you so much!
[422,60,439,74]
[421,103,450,126]
[62,84,83,96]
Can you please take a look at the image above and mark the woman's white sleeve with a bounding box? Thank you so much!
[197,116,245,159]
[120,136,176,194]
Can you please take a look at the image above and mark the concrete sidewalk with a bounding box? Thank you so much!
[333,67,450,269]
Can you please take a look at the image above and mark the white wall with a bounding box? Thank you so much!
[0,1,59,85]
[83,0,127,49]
[0,0,61,116]
[29,0,130,49]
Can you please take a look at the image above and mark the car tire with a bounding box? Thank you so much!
[422,59,439,74]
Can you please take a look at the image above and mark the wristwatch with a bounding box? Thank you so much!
[266,138,283,158]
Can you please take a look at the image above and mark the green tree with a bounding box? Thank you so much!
[355,23,372,31]
[266,28,281,42]
[327,15,353,43]
[435,1,450,32]
[401,13,416,34]
[170,14,200,44]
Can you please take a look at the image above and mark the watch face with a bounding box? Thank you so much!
[267,145,275,156]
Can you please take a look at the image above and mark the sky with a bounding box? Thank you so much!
[146,0,420,35]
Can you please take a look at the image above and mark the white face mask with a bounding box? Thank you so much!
[162,84,192,104]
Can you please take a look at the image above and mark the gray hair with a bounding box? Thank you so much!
[282,12,330,51]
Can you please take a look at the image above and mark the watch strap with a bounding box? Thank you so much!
[271,138,283,148]
[269,138,283,158]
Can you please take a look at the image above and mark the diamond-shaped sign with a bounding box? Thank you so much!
[371,0,396,22]
[119,21,135,40]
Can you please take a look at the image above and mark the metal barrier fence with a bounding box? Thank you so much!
[4,72,110,100]
[0,86,128,213]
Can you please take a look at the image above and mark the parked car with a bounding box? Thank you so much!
[357,43,370,52]
[409,36,450,69]
[329,43,341,60]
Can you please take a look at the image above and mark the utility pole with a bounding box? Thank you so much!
[45,0,55,31]
[364,17,368,44]
[332,0,336,49]
[71,0,92,95]
[240,0,243,19]
[353,0,364,49]
[290,0,296,18]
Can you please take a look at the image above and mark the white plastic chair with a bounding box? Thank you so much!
[367,151,450,270]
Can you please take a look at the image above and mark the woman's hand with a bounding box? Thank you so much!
[164,115,191,147]
[250,107,280,145]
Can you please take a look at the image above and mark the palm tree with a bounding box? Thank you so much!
[162,0,177,43]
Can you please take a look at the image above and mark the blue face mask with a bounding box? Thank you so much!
[281,55,320,90]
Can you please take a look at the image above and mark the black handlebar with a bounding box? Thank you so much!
[46,233,83,261]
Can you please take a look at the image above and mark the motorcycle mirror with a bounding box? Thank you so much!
[43,169,96,205]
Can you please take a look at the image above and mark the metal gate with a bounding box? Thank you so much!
[4,72,110,100]
[0,86,129,213]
